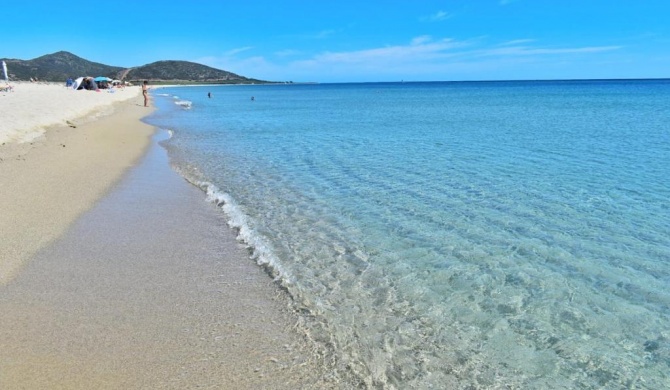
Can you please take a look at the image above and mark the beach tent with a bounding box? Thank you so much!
[84,78,98,90]
[72,77,84,90]
[72,77,98,90]
[2,61,8,82]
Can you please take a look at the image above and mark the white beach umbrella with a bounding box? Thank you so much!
[2,61,7,82]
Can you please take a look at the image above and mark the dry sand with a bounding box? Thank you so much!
[0,82,140,144]
[0,85,150,285]
[0,84,337,388]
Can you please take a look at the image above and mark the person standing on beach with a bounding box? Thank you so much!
[142,80,149,107]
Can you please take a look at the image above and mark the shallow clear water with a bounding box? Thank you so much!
[147,80,670,389]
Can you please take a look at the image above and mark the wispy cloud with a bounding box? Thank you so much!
[499,39,536,46]
[289,29,336,40]
[275,49,301,57]
[294,37,620,67]
[196,54,281,79]
[297,36,467,66]
[195,37,625,82]
[313,29,336,39]
[193,46,262,75]
[478,45,622,57]
[411,35,433,45]
[421,10,451,22]
[224,46,254,56]
[285,37,624,80]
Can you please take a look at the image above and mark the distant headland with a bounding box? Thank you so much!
[0,51,283,84]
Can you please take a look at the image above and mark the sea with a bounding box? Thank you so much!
[145,80,669,389]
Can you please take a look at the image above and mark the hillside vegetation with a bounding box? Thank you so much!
[125,60,261,84]
[1,51,269,84]
[2,51,123,82]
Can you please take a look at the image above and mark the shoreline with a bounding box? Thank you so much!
[0,88,334,388]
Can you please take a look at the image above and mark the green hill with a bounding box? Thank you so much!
[1,51,269,84]
[125,60,262,84]
[2,51,123,82]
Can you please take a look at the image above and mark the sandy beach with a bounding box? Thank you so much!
[0,84,333,388]
[0,83,148,285]
[0,82,141,145]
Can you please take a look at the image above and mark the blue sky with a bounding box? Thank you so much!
[2,1,669,82]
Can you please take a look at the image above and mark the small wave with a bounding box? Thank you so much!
[197,181,294,286]
[155,93,170,96]
[174,100,192,109]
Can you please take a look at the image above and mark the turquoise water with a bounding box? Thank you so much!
[147,81,670,389]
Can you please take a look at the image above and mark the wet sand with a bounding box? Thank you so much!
[0,105,336,388]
